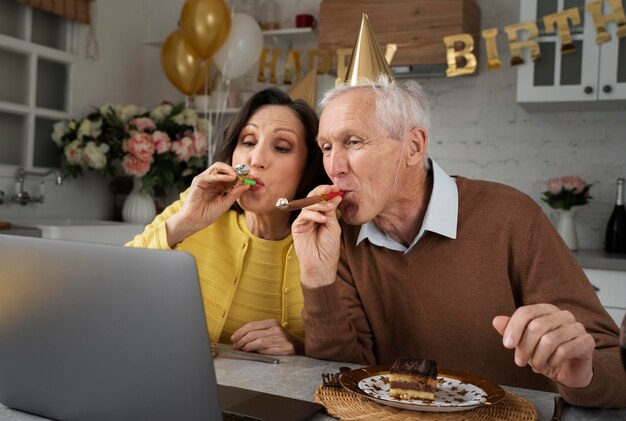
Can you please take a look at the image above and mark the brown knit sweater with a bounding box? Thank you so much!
[302,177,626,408]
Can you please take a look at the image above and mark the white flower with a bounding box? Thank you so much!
[120,105,146,123]
[64,140,83,165]
[77,118,103,140]
[197,118,211,131]
[99,103,118,116]
[51,121,70,146]
[150,103,174,123]
[172,107,198,126]
[83,141,107,170]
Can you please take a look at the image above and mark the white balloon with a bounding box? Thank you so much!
[213,13,263,80]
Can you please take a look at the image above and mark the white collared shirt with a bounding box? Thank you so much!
[356,159,458,253]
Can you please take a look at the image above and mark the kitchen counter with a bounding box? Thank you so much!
[574,249,626,271]
[1,218,145,245]
[2,353,625,420]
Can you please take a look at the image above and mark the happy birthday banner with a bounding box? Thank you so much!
[444,0,626,77]
[257,0,626,83]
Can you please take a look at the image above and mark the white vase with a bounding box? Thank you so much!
[556,209,578,251]
[122,177,156,224]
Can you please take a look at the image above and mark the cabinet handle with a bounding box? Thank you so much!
[603,85,612,93]
[584,86,594,94]
[591,283,600,292]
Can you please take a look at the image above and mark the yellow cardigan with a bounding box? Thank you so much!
[126,196,305,343]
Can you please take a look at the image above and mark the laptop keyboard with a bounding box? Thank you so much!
[221,410,262,421]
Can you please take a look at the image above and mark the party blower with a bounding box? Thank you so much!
[234,164,256,186]
[275,191,345,211]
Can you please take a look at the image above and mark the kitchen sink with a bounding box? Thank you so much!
[5,218,146,245]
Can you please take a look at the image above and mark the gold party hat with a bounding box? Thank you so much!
[344,13,394,85]
[287,66,317,108]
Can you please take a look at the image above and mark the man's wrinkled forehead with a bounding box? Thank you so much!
[320,89,376,122]
[317,92,378,144]
[321,86,376,111]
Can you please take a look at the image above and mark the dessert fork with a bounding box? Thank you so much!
[322,372,341,388]
[321,366,352,388]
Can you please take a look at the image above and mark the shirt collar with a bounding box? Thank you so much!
[356,159,458,252]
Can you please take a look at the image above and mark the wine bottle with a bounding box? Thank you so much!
[605,178,626,253]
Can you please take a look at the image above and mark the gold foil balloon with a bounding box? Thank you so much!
[161,30,209,95]
[180,0,231,59]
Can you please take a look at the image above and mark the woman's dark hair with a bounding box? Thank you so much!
[215,87,330,221]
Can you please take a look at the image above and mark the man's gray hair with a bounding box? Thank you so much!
[319,75,431,141]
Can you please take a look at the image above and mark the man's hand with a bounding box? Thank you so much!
[492,304,595,388]
[291,186,343,288]
[231,319,304,355]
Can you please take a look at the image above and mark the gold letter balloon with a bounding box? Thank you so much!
[161,30,209,95]
[180,0,231,59]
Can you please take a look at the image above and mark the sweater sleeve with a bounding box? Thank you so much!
[521,208,626,407]
[125,192,185,250]
[302,242,376,365]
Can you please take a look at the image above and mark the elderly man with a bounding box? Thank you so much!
[291,75,626,407]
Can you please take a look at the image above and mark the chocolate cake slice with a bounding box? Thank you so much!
[388,357,439,401]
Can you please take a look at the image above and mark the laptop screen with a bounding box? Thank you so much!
[0,235,223,421]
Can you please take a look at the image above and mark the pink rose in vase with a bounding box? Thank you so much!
[123,132,155,162]
[191,131,208,157]
[152,131,171,154]
[547,177,563,194]
[122,154,152,177]
[171,136,194,162]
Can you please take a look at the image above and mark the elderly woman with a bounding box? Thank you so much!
[127,88,328,355]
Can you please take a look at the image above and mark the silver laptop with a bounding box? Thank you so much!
[0,235,322,421]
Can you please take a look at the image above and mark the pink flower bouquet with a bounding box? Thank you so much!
[53,102,210,195]
[541,176,592,210]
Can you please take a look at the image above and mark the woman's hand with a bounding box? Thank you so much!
[291,185,343,288]
[231,319,304,355]
[166,162,250,247]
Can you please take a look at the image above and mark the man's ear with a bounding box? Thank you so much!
[405,127,428,167]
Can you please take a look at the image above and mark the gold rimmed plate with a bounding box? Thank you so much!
[340,365,506,412]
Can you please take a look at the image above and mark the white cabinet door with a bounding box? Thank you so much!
[517,0,626,105]
[583,268,626,326]
[597,19,626,100]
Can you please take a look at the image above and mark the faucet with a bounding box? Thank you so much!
[11,167,63,206]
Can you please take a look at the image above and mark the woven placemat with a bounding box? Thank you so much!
[315,385,537,421]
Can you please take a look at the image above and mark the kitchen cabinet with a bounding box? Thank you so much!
[262,27,317,50]
[318,0,480,74]
[0,2,75,176]
[583,268,626,326]
[517,0,626,108]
